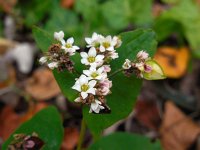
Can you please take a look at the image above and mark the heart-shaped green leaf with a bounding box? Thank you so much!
[33,27,157,136]
[2,106,64,150]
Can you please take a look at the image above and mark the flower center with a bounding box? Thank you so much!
[91,72,99,78]
[65,43,72,48]
[94,42,100,48]
[81,84,89,92]
[103,42,110,48]
[87,56,95,63]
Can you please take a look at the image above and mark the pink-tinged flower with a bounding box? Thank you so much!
[89,100,105,113]
[61,37,79,56]
[99,78,112,88]
[80,47,104,67]
[103,65,111,73]
[136,50,149,60]
[108,50,119,60]
[97,78,112,96]
[144,64,152,73]
[48,62,58,69]
[72,74,96,99]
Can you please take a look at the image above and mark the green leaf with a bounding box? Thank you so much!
[2,106,64,150]
[16,0,52,27]
[129,0,153,26]
[83,29,157,136]
[32,26,54,52]
[44,4,84,45]
[100,0,129,30]
[89,132,161,150]
[154,0,200,57]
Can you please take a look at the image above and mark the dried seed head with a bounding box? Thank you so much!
[48,44,61,55]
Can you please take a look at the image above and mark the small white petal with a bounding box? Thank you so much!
[107,46,114,51]
[54,31,64,41]
[83,70,91,76]
[67,37,74,44]
[85,38,92,44]
[96,55,104,61]
[80,52,88,58]
[48,62,58,69]
[87,88,96,95]
[81,92,88,99]
[88,80,97,87]
[99,45,106,52]
[72,84,81,92]
[88,47,96,56]
[81,58,88,65]
[39,56,47,64]
[72,45,80,50]
[79,75,88,84]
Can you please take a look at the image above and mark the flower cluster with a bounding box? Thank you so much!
[122,50,152,78]
[72,32,122,113]
[39,31,79,72]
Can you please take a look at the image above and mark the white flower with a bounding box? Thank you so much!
[85,32,104,48]
[39,56,47,64]
[54,31,64,42]
[48,62,58,69]
[72,74,97,99]
[80,47,104,67]
[137,50,149,60]
[113,36,122,48]
[61,37,79,56]
[99,35,117,52]
[108,50,119,59]
[122,59,131,69]
[83,66,107,80]
[89,100,105,113]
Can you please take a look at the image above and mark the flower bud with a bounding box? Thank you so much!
[122,59,131,69]
[142,59,166,80]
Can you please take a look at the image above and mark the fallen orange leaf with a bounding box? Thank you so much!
[154,46,190,78]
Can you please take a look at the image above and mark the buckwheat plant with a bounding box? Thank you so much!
[39,31,165,114]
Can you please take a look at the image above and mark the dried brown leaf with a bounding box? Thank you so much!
[160,101,200,150]
[25,68,61,100]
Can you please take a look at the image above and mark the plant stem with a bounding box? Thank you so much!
[109,68,123,78]
[77,119,87,150]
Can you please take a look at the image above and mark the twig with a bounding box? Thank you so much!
[109,68,123,78]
